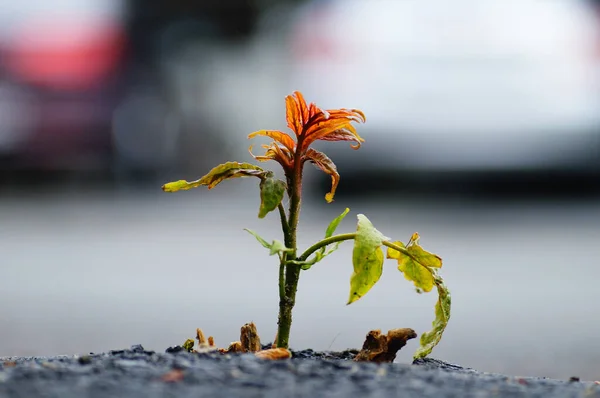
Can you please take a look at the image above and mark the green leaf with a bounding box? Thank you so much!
[267,240,292,256]
[299,207,350,271]
[245,229,292,256]
[258,177,286,219]
[386,233,442,292]
[325,208,349,239]
[348,214,388,305]
[182,338,195,352]
[162,162,266,192]
[413,274,451,359]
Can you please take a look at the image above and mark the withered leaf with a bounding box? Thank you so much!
[354,328,417,363]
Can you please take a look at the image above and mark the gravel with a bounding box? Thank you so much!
[1,345,598,398]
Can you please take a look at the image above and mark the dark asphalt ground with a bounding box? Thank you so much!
[1,345,599,398]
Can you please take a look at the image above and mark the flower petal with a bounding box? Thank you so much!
[304,148,340,203]
[248,130,296,151]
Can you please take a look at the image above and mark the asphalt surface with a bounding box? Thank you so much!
[1,187,599,380]
[1,345,598,398]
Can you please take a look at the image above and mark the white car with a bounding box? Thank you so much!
[286,0,600,174]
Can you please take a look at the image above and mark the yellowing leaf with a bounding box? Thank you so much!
[258,177,286,219]
[386,234,442,293]
[162,179,203,192]
[348,215,388,305]
[413,275,451,359]
[405,233,442,269]
[304,148,339,203]
[162,162,266,192]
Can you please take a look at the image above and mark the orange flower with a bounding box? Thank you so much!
[249,91,365,202]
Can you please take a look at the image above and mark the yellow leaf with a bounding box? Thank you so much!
[386,235,441,293]
[414,275,451,359]
[348,215,388,304]
[162,162,266,192]
[162,179,203,192]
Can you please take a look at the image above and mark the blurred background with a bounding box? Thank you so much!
[1,0,600,381]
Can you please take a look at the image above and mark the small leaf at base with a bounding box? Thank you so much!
[245,229,292,256]
[258,177,286,218]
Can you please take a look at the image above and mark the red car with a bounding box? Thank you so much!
[0,1,127,172]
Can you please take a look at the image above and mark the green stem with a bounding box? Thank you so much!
[278,261,286,304]
[275,137,305,349]
[277,203,289,237]
[277,202,289,301]
[296,233,357,263]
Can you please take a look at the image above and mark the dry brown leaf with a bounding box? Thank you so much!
[161,369,185,383]
[354,328,417,363]
[196,328,207,345]
[193,328,218,353]
[255,348,292,360]
[240,322,261,352]
[219,341,244,354]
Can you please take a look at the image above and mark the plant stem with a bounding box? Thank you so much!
[381,240,412,257]
[277,202,289,301]
[296,233,357,262]
[278,261,286,303]
[275,139,305,348]
[277,203,289,237]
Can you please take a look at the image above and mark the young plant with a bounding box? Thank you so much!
[163,91,451,358]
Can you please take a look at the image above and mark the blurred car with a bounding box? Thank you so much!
[0,0,127,173]
[0,0,266,180]
[286,0,600,177]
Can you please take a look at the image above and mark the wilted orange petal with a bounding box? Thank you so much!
[248,130,296,151]
[319,127,364,149]
[285,94,302,137]
[293,91,310,127]
[303,119,357,148]
[304,148,340,203]
[329,108,366,123]
[285,91,317,138]
[249,144,293,170]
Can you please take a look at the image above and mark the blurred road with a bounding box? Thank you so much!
[1,184,599,380]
